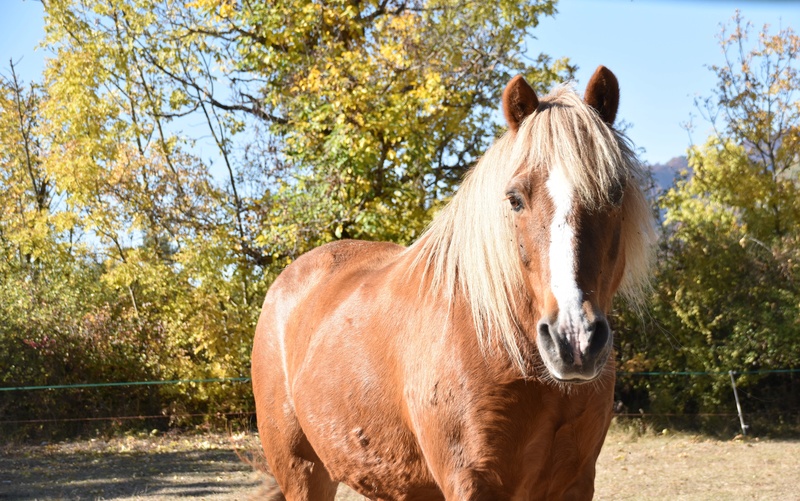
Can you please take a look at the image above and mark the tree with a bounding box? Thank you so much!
[39,0,572,363]
[616,14,800,430]
[44,0,573,251]
[0,0,573,433]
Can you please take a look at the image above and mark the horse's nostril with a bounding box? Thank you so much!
[588,319,611,356]
[537,322,558,354]
[538,322,550,339]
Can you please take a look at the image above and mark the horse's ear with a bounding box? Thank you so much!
[502,76,539,132]
[584,66,620,126]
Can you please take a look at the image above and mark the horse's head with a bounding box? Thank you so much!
[501,67,652,383]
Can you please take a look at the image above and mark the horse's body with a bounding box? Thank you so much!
[252,67,654,500]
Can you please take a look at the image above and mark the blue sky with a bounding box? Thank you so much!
[1,1,45,86]
[534,0,800,164]
[2,0,798,165]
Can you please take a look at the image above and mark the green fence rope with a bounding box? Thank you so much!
[0,377,251,392]
[618,369,800,377]
[0,369,797,392]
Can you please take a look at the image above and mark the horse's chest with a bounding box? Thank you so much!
[302,411,439,499]
[329,431,440,499]
[292,346,440,498]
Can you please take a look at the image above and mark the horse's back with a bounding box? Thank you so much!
[253,239,404,388]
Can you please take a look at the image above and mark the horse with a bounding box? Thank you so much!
[251,66,655,500]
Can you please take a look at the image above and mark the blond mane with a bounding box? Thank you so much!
[408,84,655,374]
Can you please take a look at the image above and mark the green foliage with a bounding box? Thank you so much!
[1,0,569,436]
[181,0,575,248]
[8,1,794,438]
[614,14,800,432]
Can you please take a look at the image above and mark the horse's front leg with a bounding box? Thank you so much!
[439,466,597,501]
[436,467,515,501]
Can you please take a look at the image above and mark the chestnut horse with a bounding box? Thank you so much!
[252,66,654,500]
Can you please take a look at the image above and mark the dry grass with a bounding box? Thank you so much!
[335,424,800,500]
[0,431,262,500]
[1,426,797,500]
[593,425,800,500]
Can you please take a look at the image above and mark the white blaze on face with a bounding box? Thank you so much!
[545,169,589,364]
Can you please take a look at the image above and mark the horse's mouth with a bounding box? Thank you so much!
[551,374,596,384]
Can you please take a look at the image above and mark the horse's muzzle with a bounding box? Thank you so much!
[536,317,612,382]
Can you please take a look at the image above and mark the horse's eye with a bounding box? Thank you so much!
[506,192,524,212]
[610,179,626,206]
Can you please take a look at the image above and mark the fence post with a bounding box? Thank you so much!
[729,370,748,436]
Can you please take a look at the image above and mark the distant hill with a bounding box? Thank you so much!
[649,156,689,192]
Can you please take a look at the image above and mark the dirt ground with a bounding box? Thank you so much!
[0,432,263,500]
[1,426,798,500]
[593,427,800,500]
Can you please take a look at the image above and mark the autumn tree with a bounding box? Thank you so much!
[2,0,572,433]
[616,14,800,429]
[39,0,571,357]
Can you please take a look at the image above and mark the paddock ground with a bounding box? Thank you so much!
[1,426,797,500]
